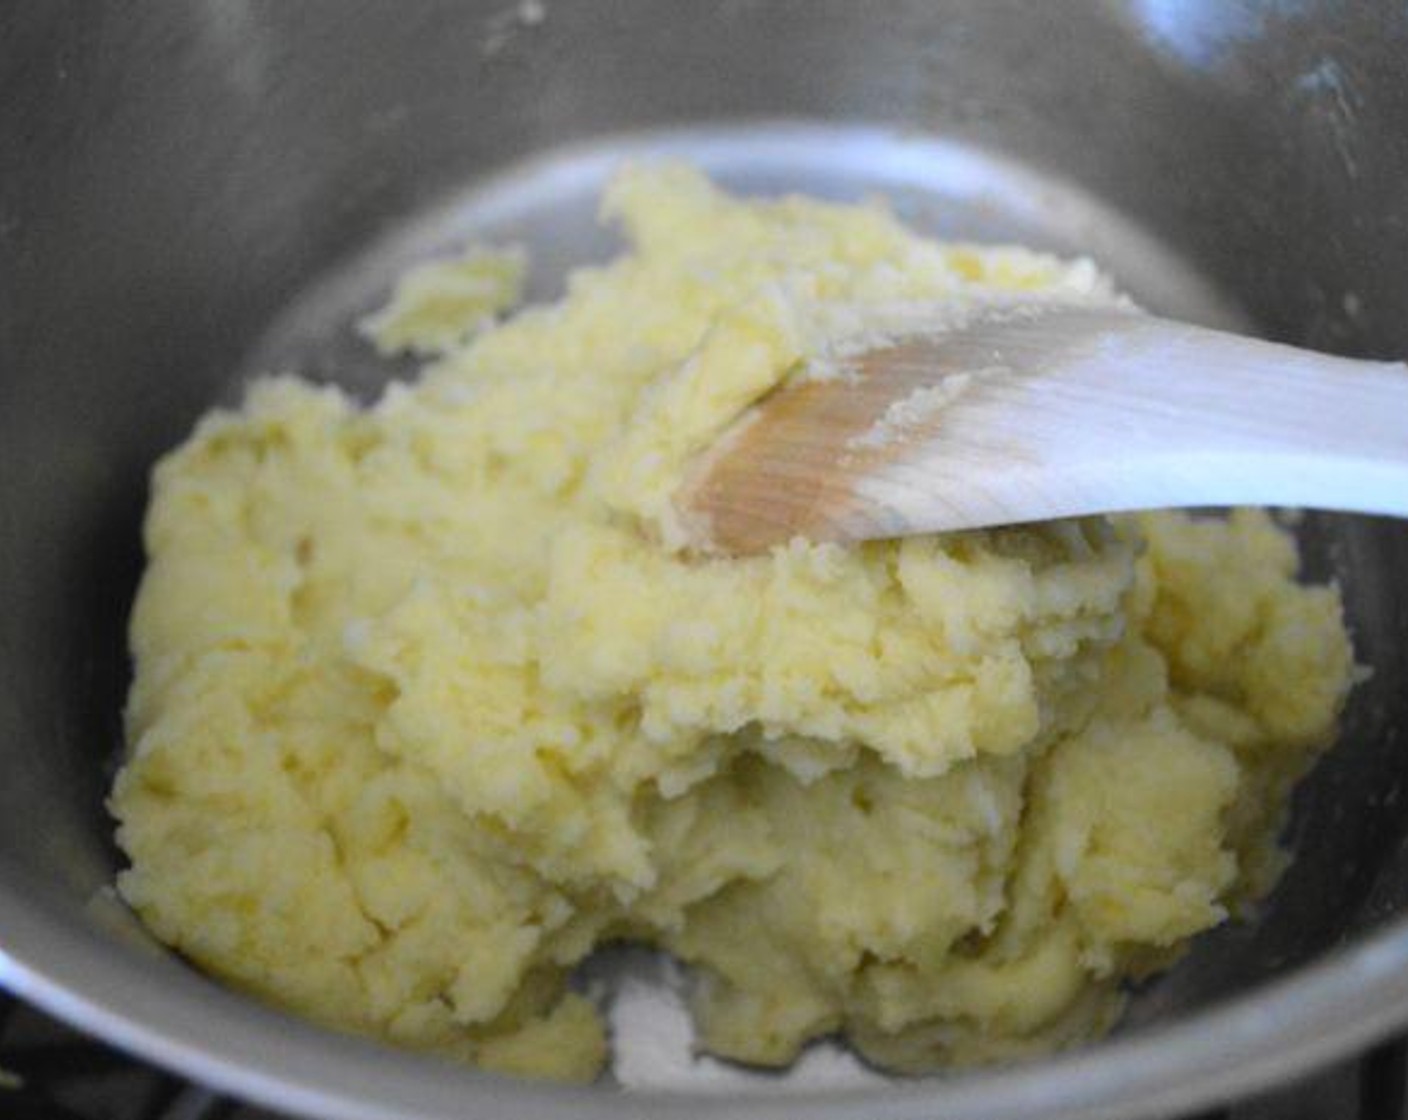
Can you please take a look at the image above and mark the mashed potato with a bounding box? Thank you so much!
[111,166,1353,1081]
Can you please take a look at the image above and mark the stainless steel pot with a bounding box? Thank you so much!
[2,3,1407,1118]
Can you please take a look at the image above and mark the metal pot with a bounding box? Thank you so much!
[2,3,1406,1118]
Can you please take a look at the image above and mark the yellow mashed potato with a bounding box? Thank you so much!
[111,166,1353,1081]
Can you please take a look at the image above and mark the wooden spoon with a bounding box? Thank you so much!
[680,304,1408,553]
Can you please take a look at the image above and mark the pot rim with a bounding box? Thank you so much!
[3,867,1407,1120]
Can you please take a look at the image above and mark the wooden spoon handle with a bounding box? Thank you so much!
[684,308,1408,552]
